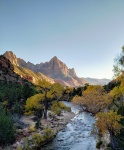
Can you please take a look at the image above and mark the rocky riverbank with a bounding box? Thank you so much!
[41,102,97,150]
[0,111,75,150]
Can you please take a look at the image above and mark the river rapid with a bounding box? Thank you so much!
[42,101,97,150]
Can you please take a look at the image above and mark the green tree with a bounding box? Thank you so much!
[22,83,37,100]
[0,104,15,145]
[110,81,124,108]
[40,83,64,119]
[113,46,124,77]
[96,111,124,149]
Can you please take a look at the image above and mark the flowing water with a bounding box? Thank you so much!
[42,102,97,150]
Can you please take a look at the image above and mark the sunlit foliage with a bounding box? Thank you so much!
[25,94,44,115]
[96,111,124,135]
[73,85,112,114]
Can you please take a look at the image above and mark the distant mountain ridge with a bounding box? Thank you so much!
[82,77,111,85]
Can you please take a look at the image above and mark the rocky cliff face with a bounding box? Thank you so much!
[0,55,29,84]
[4,51,19,66]
[4,51,55,85]
[69,68,77,77]
[36,56,77,79]
[4,51,86,87]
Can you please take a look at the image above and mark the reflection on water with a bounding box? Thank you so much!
[41,102,96,150]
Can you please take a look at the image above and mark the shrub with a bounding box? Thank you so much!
[43,128,54,140]
[106,143,112,149]
[22,137,30,150]
[29,125,35,132]
[35,118,41,129]
[32,133,42,145]
[51,101,71,115]
[96,140,103,149]
[48,112,56,120]
[32,128,54,144]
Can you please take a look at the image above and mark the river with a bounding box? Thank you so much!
[42,101,97,150]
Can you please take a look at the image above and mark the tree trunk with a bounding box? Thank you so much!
[43,109,47,119]
[43,90,48,119]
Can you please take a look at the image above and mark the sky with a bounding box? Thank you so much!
[0,0,124,79]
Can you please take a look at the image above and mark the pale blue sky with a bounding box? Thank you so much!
[0,0,124,79]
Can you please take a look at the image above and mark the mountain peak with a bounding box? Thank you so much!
[4,51,15,57]
[53,56,58,59]
[4,51,18,66]
[51,56,59,61]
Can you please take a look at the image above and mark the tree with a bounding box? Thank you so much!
[22,83,37,100]
[42,87,50,119]
[25,83,65,119]
[49,83,64,100]
[96,111,123,135]
[40,83,64,119]
[113,46,124,77]
[110,85,124,107]
[73,85,112,114]
[0,104,15,145]
[25,93,44,116]
[96,111,124,149]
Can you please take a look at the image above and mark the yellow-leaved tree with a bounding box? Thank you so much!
[96,111,124,136]
[25,93,44,116]
[25,82,64,119]
[73,85,112,114]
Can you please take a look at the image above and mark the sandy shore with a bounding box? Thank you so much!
[42,111,76,134]
[20,110,76,133]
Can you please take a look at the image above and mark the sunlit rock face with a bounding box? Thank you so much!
[4,51,19,66]
[4,51,86,87]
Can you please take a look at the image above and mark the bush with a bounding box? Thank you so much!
[29,125,35,132]
[96,140,103,149]
[43,128,54,140]
[35,118,41,129]
[48,112,56,120]
[0,104,15,144]
[59,102,71,112]
[51,101,71,115]
[32,133,42,145]
[32,128,54,146]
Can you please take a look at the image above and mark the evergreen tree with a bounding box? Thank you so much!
[0,104,15,144]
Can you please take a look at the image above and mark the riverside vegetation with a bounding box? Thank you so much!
[72,46,124,150]
[0,47,124,150]
[0,78,73,149]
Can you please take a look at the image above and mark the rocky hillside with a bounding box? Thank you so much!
[4,51,86,87]
[4,51,55,86]
[0,55,29,84]
[14,65,55,86]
